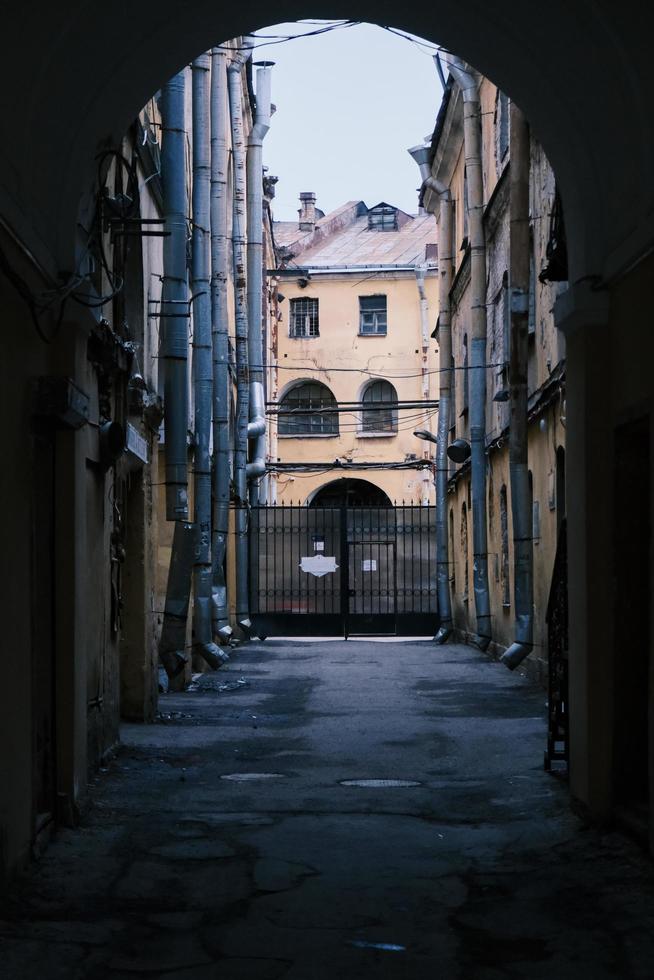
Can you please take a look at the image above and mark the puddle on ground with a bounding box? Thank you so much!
[221,772,288,782]
[339,778,421,788]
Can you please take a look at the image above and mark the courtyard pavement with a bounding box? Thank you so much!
[2,638,654,978]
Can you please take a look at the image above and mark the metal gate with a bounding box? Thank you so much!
[249,504,439,637]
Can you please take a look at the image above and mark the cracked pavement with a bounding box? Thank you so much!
[2,638,654,978]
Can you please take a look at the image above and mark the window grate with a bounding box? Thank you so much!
[290,297,319,338]
[278,382,338,436]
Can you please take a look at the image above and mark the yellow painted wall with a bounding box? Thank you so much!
[271,270,440,505]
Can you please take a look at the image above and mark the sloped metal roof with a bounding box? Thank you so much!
[274,202,438,269]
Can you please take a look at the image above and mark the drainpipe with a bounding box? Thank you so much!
[448,60,492,650]
[431,179,455,643]
[228,42,253,634]
[210,47,233,640]
[161,70,189,522]
[246,61,273,502]
[414,264,432,505]
[501,103,534,670]
[191,53,228,669]
[408,144,454,642]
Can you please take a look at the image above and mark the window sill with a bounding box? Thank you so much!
[277,433,339,439]
[356,431,397,439]
[288,335,320,340]
[357,332,387,338]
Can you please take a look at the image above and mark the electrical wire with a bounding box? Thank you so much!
[271,361,505,377]
[215,21,360,53]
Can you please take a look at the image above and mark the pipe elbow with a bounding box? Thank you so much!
[471,633,491,652]
[449,59,478,100]
[198,641,230,670]
[247,417,266,438]
[500,641,533,671]
[251,122,270,142]
[246,459,266,480]
[423,175,448,198]
[434,625,451,645]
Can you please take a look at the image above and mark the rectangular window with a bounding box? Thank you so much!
[497,91,510,163]
[359,295,387,335]
[290,297,319,338]
[368,207,397,231]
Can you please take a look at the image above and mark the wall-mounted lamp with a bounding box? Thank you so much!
[413,428,438,445]
[447,438,471,463]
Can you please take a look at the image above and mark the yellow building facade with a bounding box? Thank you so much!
[269,197,440,506]
[422,73,566,680]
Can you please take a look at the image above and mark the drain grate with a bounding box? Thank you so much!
[221,772,287,782]
[339,778,421,788]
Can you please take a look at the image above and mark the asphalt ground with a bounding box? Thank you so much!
[2,638,654,978]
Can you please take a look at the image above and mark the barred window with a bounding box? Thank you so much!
[359,295,387,335]
[278,382,338,436]
[361,379,398,433]
[290,297,319,338]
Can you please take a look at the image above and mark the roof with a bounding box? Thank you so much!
[274,203,438,270]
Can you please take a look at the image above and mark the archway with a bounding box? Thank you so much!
[2,0,654,871]
[3,3,652,288]
[308,477,393,508]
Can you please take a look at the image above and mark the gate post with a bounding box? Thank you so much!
[340,504,349,639]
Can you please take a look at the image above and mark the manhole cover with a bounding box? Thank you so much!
[221,772,287,782]
[339,778,421,788]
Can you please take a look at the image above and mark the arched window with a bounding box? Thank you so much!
[361,380,398,433]
[278,381,338,436]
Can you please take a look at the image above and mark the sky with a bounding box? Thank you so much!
[248,21,444,222]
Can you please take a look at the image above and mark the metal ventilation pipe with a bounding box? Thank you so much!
[409,146,455,644]
[431,179,455,644]
[448,59,492,650]
[246,61,273,501]
[191,53,228,669]
[161,70,189,521]
[228,41,253,634]
[501,102,534,671]
[210,46,232,640]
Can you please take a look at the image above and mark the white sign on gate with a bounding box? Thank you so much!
[299,555,338,578]
[362,559,377,572]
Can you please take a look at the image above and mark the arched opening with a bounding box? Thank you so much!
[2,0,654,889]
[360,379,398,434]
[278,380,339,436]
[308,477,392,508]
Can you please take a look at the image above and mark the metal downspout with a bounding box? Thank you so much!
[210,46,233,640]
[191,53,228,669]
[161,70,189,522]
[501,102,534,670]
[246,62,272,501]
[159,71,193,679]
[228,43,253,633]
[433,183,454,643]
[449,60,492,650]
[408,142,455,643]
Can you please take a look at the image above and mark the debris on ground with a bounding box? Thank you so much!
[186,675,249,694]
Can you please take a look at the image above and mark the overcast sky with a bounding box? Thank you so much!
[249,22,444,222]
